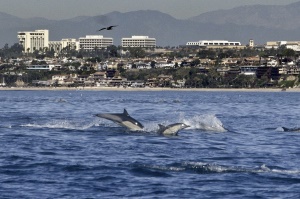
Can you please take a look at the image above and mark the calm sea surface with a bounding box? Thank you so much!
[1,90,300,198]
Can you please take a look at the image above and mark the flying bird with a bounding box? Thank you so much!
[98,25,118,31]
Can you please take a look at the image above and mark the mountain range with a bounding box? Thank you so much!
[1,1,300,47]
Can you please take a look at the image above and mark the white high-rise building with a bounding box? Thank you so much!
[17,29,49,53]
[79,35,113,50]
[122,36,156,48]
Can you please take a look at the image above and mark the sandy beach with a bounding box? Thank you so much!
[0,86,299,92]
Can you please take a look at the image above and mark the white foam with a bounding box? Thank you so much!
[182,114,227,132]
[0,125,12,129]
[257,164,300,174]
[184,162,300,175]
[142,121,160,133]
[22,119,97,130]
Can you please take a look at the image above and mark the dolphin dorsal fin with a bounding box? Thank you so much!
[282,127,289,132]
[123,109,129,116]
[158,124,166,130]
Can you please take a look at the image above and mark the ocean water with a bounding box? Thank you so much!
[1,90,300,198]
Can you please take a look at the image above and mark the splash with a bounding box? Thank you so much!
[142,121,161,133]
[134,161,300,175]
[275,127,285,132]
[182,114,227,132]
[134,113,228,133]
[0,125,12,129]
[183,162,300,175]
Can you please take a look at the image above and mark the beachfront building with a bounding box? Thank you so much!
[265,41,300,52]
[186,40,243,49]
[48,38,79,53]
[122,36,156,48]
[78,35,113,50]
[17,29,49,53]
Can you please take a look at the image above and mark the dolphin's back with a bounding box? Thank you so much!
[282,127,300,132]
[95,109,144,131]
[158,123,179,135]
[158,123,189,136]
[96,113,122,123]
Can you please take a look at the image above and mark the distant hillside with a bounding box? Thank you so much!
[189,1,300,30]
[1,2,300,47]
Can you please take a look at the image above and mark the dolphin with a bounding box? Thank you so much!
[281,127,300,132]
[157,123,190,136]
[95,109,144,131]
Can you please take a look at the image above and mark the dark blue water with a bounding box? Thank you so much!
[1,90,300,198]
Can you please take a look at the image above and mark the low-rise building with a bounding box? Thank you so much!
[265,41,280,49]
[265,41,300,52]
[186,40,243,49]
[49,38,79,53]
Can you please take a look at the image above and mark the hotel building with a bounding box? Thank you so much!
[18,31,113,53]
[122,36,156,48]
[17,29,49,53]
[79,35,113,50]
[48,38,79,53]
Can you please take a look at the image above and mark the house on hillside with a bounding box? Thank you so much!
[240,66,257,76]
[136,63,151,69]
[91,72,106,81]
[130,80,145,88]
[145,78,158,87]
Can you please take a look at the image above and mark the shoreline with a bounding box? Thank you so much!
[0,86,299,92]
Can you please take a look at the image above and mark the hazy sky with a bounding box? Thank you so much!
[1,0,299,20]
